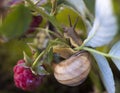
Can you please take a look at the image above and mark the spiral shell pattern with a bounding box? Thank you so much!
[53,51,91,86]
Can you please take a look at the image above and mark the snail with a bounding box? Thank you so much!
[63,15,83,47]
[53,16,91,86]
[53,51,91,86]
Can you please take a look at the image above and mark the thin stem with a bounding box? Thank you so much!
[82,47,120,60]
[25,0,63,36]
[32,50,45,68]
[35,27,61,38]
[74,43,85,50]
[83,47,110,57]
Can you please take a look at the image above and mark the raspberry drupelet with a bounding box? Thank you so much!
[13,60,44,91]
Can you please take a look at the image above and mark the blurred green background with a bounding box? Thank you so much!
[0,0,120,93]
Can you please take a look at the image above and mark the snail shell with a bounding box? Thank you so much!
[53,51,91,86]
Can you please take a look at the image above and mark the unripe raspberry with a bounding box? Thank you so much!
[13,59,44,91]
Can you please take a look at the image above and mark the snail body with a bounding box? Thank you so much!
[53,51,91,86]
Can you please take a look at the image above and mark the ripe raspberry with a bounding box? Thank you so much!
[13,59,44,91]
[27,16,42,33]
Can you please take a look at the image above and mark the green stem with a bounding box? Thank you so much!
[35,27,61,38]
[83,47,110,57]
[82,47,120,60]
[32,50,45,68]
[25,0,63,36]
[74,43,85,50]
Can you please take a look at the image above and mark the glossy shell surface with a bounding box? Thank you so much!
[53,51,91,86]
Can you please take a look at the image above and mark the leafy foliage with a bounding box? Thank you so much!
[84,0,118,47]
[0,4,32,39]
[92,53,115,93]
[0,0,120,93]
[109,41,120,70]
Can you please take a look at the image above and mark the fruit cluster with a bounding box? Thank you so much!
[13,60,44,91]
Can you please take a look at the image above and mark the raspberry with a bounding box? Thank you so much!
[27,16,42,33]
[13,59,44,91]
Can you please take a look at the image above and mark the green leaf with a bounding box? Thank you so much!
[27,43,37,53]
[109,41,120,71]
[92,53,115,93]
[35,66,50,75]
[23,51,33,67]
[56,6,86,33]
[46,48,53,65]
[84,0,118,47]
[64,0,93,31]
[65,0,89,17]
[0,4,32,39]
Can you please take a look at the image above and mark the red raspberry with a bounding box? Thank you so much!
[13,60,44,91]
[27,16,42,33]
